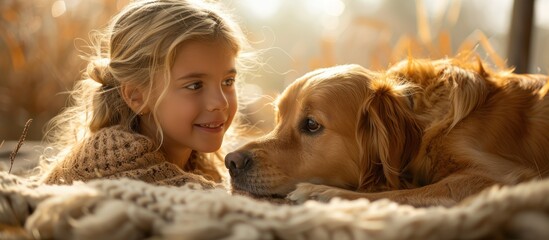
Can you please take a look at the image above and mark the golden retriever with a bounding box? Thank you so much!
[225,57,549,207]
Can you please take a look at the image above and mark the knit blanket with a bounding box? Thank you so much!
[1,172,549,240]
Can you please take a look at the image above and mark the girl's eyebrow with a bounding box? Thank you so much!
[178,73,207,80]
[227,68,237,75]
[177,68,237,81]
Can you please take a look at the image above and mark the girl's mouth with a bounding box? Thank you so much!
[194,122,225,132]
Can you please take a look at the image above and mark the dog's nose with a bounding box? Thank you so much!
[224,151,252,176]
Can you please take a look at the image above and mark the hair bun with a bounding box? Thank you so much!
[87,58,112,85]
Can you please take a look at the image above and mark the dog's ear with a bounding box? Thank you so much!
[357,79,422,190]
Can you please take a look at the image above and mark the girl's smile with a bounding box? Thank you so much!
[194,120,226,133]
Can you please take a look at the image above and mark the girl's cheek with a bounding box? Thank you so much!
[229,94,238,114]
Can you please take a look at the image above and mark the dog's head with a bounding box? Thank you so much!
[226,64,422,198]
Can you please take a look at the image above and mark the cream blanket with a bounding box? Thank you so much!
[1,172,548,240]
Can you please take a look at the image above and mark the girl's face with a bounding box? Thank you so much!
[147,39,238,155]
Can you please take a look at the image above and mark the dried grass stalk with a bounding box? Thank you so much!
[8,119,33,174]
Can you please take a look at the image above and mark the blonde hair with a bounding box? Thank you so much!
[42,0,253,178]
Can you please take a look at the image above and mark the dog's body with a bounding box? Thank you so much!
[226,58,549,207]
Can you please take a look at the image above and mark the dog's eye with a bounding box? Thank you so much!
[304,118,322,133]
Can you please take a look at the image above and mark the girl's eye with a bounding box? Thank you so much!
[222,78,236,87]
[185,82,203,90]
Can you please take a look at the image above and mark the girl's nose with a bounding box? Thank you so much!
[206,88,229,112]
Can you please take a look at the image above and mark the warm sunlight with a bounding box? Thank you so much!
[2,0,549,156]
[2,1,549,239]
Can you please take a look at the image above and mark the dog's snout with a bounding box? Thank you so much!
[224,151,253,176]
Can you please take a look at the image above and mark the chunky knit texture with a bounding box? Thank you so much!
[1,172,549,240]
[42,126,223,188]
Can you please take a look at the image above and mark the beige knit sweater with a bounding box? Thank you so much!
[42,126,223,189]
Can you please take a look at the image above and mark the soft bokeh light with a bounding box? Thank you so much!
[51,0,66,18]
[470,0,513,34]
[304,0,346,17]
[357,0,382,15]
[536,0,549,28]
[324,0,346,17]
[424,0,449,20]
[304,0,322,15]
[240,0,281,19]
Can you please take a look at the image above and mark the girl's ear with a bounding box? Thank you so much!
[120,84,149,115]
[357,80,422,190]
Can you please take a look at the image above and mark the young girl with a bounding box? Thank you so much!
[41,0,251,189]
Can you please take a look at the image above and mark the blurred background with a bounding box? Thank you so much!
[1,0,548,143]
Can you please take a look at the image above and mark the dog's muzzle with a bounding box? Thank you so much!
[224,150,253,177]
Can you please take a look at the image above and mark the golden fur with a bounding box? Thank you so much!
[225,58,549,207]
